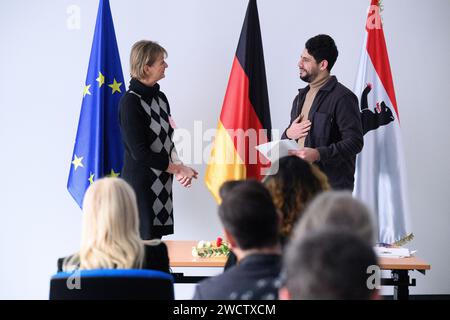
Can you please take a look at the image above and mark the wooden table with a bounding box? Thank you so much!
[165,240,227,267]
[164,240,431,300]
[378,256,430,271]
[164,240,227,283]
[378,256,430,300]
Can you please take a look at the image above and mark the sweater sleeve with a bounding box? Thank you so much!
[316,93,364,162]
[170,146,183,165]
[119,94,170,171]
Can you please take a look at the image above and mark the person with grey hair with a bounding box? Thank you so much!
[293,190,375,245]
[279,228,380,300]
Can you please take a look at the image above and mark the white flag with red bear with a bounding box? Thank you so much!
[353,0,413,245]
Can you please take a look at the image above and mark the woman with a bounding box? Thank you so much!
[264,155,330,242]
[223,156,330,270]
[58,178,169,273]
[119,40,198,240]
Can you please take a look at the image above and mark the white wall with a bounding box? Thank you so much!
[0,0,449,299]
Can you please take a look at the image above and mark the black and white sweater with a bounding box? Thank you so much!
[119,78,180,239]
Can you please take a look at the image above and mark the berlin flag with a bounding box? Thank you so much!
[205,0,272,202]
[353,0,412,245]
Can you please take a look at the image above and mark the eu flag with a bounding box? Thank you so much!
[67,0,124,207]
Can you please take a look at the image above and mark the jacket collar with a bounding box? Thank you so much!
[298,75,338,95]
[239,253,281,267]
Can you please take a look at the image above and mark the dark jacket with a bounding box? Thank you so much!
[224,236,288,271]
[57,242,170,274]
[193,254,281,300]
[282,76,363,190]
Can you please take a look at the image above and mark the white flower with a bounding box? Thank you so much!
[197,240,205,249]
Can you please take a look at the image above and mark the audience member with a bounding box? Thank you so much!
[223,156,330,270]
[193,180,282,300]
[293,190,375,244]
[264,156,330,241]
[280,228,379,300]
[57,177,169,273]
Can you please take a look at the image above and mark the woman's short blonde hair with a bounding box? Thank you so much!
[63,177,144,271]
[130,40,167,79]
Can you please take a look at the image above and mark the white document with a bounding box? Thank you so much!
[373,246,411,258]
[255,139,300,162]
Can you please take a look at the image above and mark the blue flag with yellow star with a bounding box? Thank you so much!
[68,0,124,208]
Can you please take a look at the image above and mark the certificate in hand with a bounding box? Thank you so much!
[255,139,301,162]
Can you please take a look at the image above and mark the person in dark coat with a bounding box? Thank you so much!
[57,178,170,273]
[119,40,198,240]
[193,180,282,300]
[282,34,363,191]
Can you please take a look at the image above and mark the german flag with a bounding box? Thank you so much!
[205,0,272,202]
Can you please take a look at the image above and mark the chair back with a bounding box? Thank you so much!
[49,269,174,300]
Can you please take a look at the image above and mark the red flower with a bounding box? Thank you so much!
[216,237,223,247]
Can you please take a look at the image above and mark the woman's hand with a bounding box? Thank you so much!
[167,163,198,188]
[178,165,198,179]
[176,174,192,187]
[176,166,198,188]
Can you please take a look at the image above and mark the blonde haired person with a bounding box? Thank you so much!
[57,178,169,273]
[119,40,198,240]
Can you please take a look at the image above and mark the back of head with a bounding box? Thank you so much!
[283,228,377,300]
[219,180,245,203]
[294,191,375,245]
[264,156,329,238]
[75,177,144,270]
[218,180,279,250]
[305,34,338,72]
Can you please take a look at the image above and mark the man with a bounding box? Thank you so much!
[279,228,380,300]
[192,180,282,300]
[282,34,363,190]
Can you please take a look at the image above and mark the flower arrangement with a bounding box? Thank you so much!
[192,237,230,258]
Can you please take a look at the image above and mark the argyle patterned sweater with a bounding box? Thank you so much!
[119,78,179,239]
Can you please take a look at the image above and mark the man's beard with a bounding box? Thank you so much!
[300,69,318,83]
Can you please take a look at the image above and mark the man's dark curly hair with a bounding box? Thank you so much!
[305,34,339,72]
